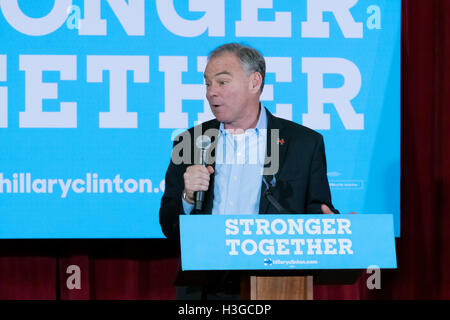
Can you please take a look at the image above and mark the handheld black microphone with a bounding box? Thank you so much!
[263,175,290,214]
[194,135,212,212]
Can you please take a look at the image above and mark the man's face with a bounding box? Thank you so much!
[204,52,256,129]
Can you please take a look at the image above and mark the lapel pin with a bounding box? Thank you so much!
[277,138,285,145]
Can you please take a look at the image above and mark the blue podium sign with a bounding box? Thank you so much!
[180,214,396,271]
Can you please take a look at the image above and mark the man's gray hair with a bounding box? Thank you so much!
[208,43,266,92]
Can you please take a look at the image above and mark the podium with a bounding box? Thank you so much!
[241,275,313,300]
[178,214,396,300]
[238,269,362,299]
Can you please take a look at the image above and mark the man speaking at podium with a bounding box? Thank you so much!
[159,43,338,299]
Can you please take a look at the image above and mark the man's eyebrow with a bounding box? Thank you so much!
[204,71,232,78]
[215,71,232,77]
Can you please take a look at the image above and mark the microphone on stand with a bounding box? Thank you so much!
[194,135,212,212]
[263,175,290,214]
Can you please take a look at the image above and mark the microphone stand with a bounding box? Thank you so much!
[263,175,290,214]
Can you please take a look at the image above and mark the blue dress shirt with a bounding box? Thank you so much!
[183,108,268,215]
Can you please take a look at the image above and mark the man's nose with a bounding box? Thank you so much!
[206,84,218,99]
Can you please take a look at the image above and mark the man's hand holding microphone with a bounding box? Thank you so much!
[183,165,214,205]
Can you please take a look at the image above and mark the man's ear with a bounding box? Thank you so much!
[249,72,263,93]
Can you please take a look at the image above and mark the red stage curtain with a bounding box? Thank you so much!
[0,0,449,300]
[315,0,450,300]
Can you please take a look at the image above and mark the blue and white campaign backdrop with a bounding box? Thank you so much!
[0,0,400,238]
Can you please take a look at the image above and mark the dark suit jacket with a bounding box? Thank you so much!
[159,108,338,240]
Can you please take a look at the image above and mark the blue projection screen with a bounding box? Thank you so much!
[0,0,400,238]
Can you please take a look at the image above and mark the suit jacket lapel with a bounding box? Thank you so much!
[259,109,288,214]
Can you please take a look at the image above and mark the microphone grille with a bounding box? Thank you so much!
[196,135,212,150]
